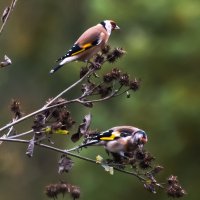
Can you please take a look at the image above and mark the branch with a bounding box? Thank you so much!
[0,137,148,182]
[0,0,18,35]
[7,129,33,139]
[0,68,94,133]
[43,68,95,108]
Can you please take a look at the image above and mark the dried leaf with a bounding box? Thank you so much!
[71,113,92,142]
[58,155,73,174]
[0,55,12,68]
[10,99,22,119]
[102,164,114,175]
[80,113,91,133]
[144,180,156,194]
[97,155,114,175]
[26,137,35,157]
[32,114,46,132]
[96,155,103,164]
[151,165,164,175]
[71,132,81,143]
[1,7,10,23]
[44,125,69,135]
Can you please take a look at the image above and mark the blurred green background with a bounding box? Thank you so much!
[0,0,199,199]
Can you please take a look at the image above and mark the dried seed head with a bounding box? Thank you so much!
[101,45,111,54]
[98,85,112,98]
[168,175,179,185]
[129,78,140,91]
[106,53,117,63]
[32,114,46,132]
[103,73,113,83]
[135,150,146,160]
[45,182,79,199]
[166,175,186,198]
[151,165,164,175]
[111,68,121,79]
[112,47,126,58]
[71,186,81,199]
[10,99,22,119]
[167,185,186,198]
[80,66,89,78]
[139,152,155,169]
[94,54,104,64]
[119,73,130,86]
[59,110,75,129]
[58,155,73,174]
[106,47,126,63]
[45,184,59,199]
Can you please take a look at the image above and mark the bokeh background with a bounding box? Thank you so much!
[0,0,199,199]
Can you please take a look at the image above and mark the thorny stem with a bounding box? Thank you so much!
[0,68,94,133]
[0,137,154,183]
[0,0,18,35]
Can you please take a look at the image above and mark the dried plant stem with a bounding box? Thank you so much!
[0,68,94,133]
[43,68,95,108]
[8,129,33,139]
[0,137,148,182]
[0,0,18,35]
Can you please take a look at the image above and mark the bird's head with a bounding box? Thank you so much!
[132,130,148,145]
[100,20,120,35]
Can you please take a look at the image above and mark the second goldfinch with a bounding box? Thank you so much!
[67,126,148,156]
[50,20,120,74]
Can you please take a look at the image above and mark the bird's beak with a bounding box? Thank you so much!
[114,25,120,30]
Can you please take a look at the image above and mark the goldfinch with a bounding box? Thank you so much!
[50,20,120,74]
[68,126,148,156]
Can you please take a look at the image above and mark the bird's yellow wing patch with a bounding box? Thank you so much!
[100,131,121,141]
[71,43,93,56]
[82,43,93,49]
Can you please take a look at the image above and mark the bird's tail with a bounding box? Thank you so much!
[50,55,78,74]
[66,140,100,152]
[49,64,64,74]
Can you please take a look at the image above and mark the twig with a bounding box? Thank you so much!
[0,137,148,182]
[43,68,95,108]
[0,0,18,35]
[8,129,33,139]
[0,68,94,133]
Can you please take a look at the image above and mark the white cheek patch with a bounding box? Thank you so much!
[105,22,112,35]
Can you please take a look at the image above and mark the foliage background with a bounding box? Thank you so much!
[0,0,199,199]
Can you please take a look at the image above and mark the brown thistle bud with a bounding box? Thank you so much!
[80,66,89,78]
[10,99,23,119]
[101,45,111,54]
[119,73,130,86]
[111,68,121,79]
[94,54,104,64]
[129,78,140,91]
[103,73,113,83]
[70,186,81,199]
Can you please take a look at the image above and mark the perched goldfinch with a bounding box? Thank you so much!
[50,20,120,74]
[68,126,148,156]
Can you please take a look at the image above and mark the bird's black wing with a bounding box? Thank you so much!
[56,38,101,62]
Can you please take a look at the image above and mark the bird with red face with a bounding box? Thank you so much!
[67,126,148,157]
[50,20,120,74]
